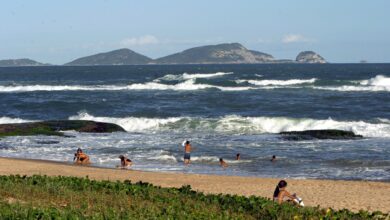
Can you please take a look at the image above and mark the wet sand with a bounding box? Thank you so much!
[0,157,389,213]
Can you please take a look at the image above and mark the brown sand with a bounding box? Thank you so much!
[0,157,389,213]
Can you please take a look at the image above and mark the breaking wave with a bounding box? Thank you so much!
[154,72,233,81]
[68,112,390,137]
[236,78,317,86]
[0,117,35,124]
[314,75,390,92]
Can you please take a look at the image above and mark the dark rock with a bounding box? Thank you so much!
[280,129,363,140]
[0,120,125,137]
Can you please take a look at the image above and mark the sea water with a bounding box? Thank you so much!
[0,64,389,180]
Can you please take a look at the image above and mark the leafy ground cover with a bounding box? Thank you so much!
[0,175,387,219]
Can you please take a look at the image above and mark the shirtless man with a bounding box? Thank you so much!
[117,155,132,169]
[73,148,90,165]
[183,141,192,165]
[219,158,228,168]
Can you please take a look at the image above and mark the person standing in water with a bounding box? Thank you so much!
[236,153,241,160]
[271,155,276,162]
[183,140,192,165]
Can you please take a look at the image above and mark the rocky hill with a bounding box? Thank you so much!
[65,48,152,66]
[296,51,327,64]
[153,43,275,64]
[0,58,48,67]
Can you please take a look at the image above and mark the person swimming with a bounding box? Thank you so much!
[219,158,228,168]
[271,155,276,162]
[273,180,302,205]
[73,148,90,165]
[236,153,240,160]
[117,155,132,169]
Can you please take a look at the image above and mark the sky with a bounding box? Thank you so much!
[1,0,389,64]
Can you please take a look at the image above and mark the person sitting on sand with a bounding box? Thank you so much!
[73,148,90,165]
[117,155,132,169]
[271,155,276,162]
[273,180,300,205]
[236,153,240,160]
[183,140,192,165]
[219,158,228,168]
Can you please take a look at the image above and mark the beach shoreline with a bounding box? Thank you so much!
[0,157,389,213]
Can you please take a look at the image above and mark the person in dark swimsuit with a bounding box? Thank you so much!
[236,153,241,160]
[184,141,192,165]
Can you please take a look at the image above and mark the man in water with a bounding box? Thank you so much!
[73,148,90,165]
[271,155,276,162]
[117,155,132,169]
[183,140,192,165]
[219,158,228,167]
[236,153,241,160]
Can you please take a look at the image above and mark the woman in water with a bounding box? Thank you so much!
[73,148,90,165]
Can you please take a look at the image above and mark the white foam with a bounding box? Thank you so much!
[68,112,390,137]
[154,72,233,82]
[237,78,317,86]
[0,117,34,124]
[360,75,390,87]
[314,75,390,92]
[68,112,182,132]
[182,72,233,79]
[127,79,252,91]
[149,155,177,162]
[0,79,250,92]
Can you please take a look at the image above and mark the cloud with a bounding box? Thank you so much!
[282,34,314,43]
[120,35,159,46]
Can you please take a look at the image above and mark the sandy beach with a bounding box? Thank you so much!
[0,157,389,213]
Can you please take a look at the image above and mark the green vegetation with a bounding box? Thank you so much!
[0,175,386,219]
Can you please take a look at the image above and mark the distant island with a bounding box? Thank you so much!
[0,58,50,67]
[0,43,327,67]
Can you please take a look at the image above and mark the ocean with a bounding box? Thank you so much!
[0,64,389,181]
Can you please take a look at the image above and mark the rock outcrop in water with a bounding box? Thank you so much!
[65,48,152,66]
[0,59,49,67]
[0,120,125,137]
[280,129,362,140]
[153,43,275,64]
[296,51,327,64]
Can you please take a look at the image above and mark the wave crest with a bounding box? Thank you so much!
[67,112,390,137]
[0,117,34,124]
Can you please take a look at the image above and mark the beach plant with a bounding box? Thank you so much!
[0,175,387,219]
